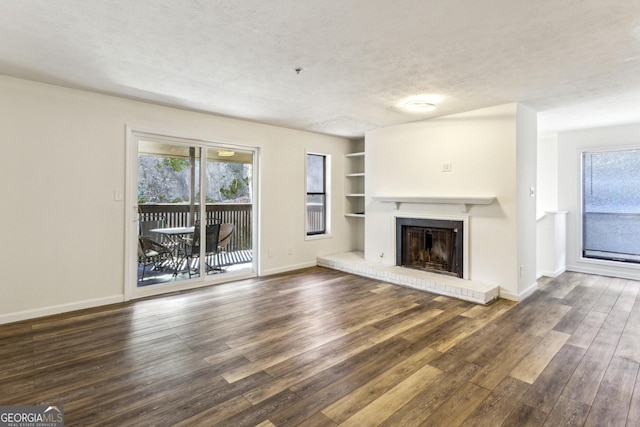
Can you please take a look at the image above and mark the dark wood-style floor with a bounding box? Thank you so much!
[1,267,639,426]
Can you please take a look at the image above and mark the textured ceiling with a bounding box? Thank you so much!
[1,0,640,139]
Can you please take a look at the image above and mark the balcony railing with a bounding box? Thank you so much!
[306,203,325,235]
[140,203,326,252]
[139,203,252,252]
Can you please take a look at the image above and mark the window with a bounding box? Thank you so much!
[582,149,640,263]
[306,153,328,235]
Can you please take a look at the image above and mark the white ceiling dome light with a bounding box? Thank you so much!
[401,95,443,113]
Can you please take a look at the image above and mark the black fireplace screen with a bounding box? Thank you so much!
[396,218,463,278]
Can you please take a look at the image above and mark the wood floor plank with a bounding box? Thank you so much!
[321,345,440,423]
[565,310,607,349]
[370,308,444,343]
[419,381,491,427]
[527,303,572,337]
[501,403,548,427]
[584,355,639,427]
[591,276,625,314]
[543,396,590,427]
[243,327,382,404]
[628,366,640,427]
[562,337,617,405]
[268,337,417,425]
[509,330,570,384]
[219,328,349,383]
[338,364,443,427]
[1,268,638,426]
[429,301,514,353]
[612,279,640,312]
[459,376,530,427]
[469,330,541,390]
[520,344,587,414]
[379,360,481,427]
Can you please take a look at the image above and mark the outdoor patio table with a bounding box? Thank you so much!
[149,226,195,275]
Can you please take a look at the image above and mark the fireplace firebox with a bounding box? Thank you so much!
[396,217,464,278]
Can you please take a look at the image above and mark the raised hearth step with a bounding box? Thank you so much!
[317,251,499,305]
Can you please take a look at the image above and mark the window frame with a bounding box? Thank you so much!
[580,146,640,265]
[305,152,331,238]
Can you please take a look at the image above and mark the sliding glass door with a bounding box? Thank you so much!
[131,133,255,290]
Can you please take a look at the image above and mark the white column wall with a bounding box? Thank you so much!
[364,103,537,299]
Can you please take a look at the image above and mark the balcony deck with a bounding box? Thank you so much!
[138,249,253,286]
[138,203,253,285]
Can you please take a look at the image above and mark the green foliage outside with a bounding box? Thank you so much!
[220,178,248,200]
[163,158,190,172]
[138,154,251,204]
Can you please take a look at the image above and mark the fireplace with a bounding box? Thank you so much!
[396,217,464,278]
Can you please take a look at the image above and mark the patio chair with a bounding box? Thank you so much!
[140,219,170,245]
[138,236,172,281]
[217,223,235,251]
[213,223,235,270]
[186,223,221,277]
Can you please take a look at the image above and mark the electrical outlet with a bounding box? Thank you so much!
[442,162,452,172]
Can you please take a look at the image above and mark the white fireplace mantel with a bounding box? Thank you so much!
[372,196,496,213]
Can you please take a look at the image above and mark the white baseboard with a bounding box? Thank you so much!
[566,263,640,281]
[537,267,566,278]
[500,281,538,302]
[0,295,125,325]
[261,261,317,276]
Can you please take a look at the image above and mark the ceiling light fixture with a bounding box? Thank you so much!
[400,95,442,113]
[217,150,235,157]
[404,100,436,111]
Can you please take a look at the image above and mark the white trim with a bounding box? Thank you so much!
[305,150,332,239]
[373,196,495,213]
[391,212,470,280]
[567,262,640,281]
[132,271,256,300]
[0,295,124,325]
[499,280,538,301]
[305,233,333,241]
[124,125,140,301]
[577,145,640,274]
[262,261,318,276]
[538,267,567,278]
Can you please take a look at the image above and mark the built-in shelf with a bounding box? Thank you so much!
[345,151,365,158]
[372,196,496,213]
[345,151,366,218]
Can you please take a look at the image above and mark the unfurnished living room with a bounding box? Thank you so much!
[1,1,640,426]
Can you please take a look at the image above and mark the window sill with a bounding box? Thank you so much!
[305,233,332,241]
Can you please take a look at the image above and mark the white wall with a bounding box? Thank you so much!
[537,133,559,216]
[535,132,567,278]
[364,103,537,300]
[516,105,538,298]
[558,123,640,280]
[0,75,356,323]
